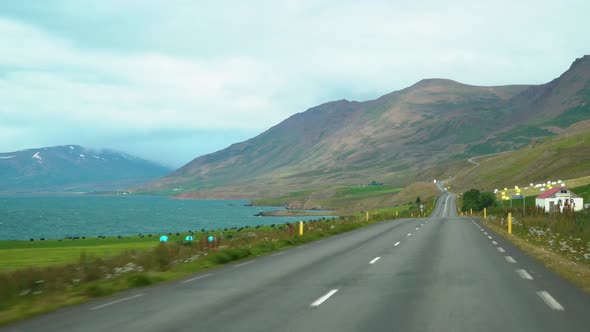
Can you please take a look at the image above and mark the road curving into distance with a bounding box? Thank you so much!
[3,190,590,331]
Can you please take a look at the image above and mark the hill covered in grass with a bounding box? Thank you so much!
[141,55,590,202]
[425,129,590,194]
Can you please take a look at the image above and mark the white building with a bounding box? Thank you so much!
[535,187,583,212]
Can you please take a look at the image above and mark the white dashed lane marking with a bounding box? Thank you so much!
[369,257,381,264]
[311,289,339,307]
[516,269,534,280]
[497,247,506,253]
[407,233,412,237]
[537,291,565,311]
[394,241,401,246]
[492,241,498,245]
[505,256,517,263]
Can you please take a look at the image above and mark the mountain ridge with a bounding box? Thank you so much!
[0,145,172,192]
[143,55,590,199]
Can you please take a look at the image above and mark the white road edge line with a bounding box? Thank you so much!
[234,260,256,268]
[90,293,144,310]
[311,289,339,307]
[516,269,534,280]
[505,256,517,263]
[492,241,498,245]
[537,291,565,311]
[271,252,285,257]
[497,247,506,253]
[369,257,381,264]
[183,273,214,283]
[488,236,493,239]
[394,241,401,246]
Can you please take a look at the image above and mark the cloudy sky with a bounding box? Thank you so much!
[1,0,588,167]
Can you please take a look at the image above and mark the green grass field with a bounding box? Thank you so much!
[0,241,157,270]
[252,189,315,206]
[332,185,401,198]
[253,185,402,213]
[0,234,204,270]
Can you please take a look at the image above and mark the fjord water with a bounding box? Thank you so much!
[0,195,326,240]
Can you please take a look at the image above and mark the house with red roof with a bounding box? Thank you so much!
[535,187,583,212]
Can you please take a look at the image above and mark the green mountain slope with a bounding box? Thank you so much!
[423,125,590,193]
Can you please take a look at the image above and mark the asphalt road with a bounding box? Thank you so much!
[4,191,590,332]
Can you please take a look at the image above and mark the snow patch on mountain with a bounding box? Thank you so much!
[32,152,43,162]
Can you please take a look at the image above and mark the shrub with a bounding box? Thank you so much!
[127,273,153,288]
[153,243,172,271]
[85,284,111,297]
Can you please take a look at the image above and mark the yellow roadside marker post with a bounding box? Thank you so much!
[508,213,512,234]
[299,221,303,236]
[470,208,472,216]
[366,211,369,222]
[484,208,486,220]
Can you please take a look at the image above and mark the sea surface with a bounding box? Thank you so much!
[0,195,330,240]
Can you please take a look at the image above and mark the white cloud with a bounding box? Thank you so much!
[0,0,589,166]
[0,18,286,133]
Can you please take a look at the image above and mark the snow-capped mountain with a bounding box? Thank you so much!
[0,145,171,192]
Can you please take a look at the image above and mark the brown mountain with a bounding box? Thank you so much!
[143,55,590,198]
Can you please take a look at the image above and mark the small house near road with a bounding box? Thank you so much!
[535,187,583,212]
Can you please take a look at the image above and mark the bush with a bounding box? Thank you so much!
[153,243,172,271]
[127,273,153,288]
[85,284,111,297]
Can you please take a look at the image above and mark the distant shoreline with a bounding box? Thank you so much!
[0,192,89,195]
[255,209,337,217]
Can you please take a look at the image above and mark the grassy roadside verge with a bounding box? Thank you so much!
[0,240,157,270]
[0,205,422,326]
[480,217,590,295]
[257,210,335,217]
